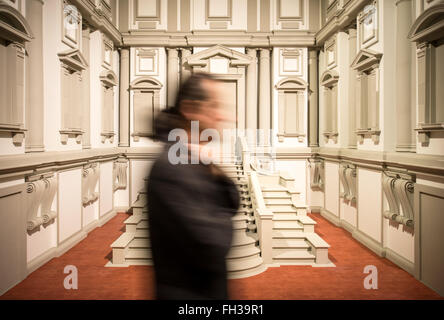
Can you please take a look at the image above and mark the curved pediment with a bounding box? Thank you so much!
[184,45,253,67]
[0,4,33,43]
[408,4,444,43]
[100,70,118,87]
[350,49,382,72]
[130,76,163,90]
[320,70,339,87]
[275,77,308,90]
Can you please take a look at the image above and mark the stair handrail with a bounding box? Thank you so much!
[235,135,251,172]
[249,171,273,264]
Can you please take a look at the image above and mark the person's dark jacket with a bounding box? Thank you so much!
[146,110,240,299]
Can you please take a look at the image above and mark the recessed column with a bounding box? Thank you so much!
[82,24,91,149]
[347,28,357,148]
[395,0,415,152]
[181,48,192,84]
[258,48,271,145]
[167,48,179,107]
[308,49,319,148]
[25,0,44,152]
[119,47,130,147]
[246,48,257,134]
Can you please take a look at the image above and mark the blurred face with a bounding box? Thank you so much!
[181,79,233,133]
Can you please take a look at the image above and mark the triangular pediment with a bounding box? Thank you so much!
[58,49,88,71]
[185,45,252,67]
[351,49,382,72]
[408,4,444,43]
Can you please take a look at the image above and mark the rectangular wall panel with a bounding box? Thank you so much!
[58,169,82,243]
[357,168,382,242]
[324,161,339,216]
[99,161,114,216]
[0,184,26,296]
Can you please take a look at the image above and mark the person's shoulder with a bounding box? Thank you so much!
[149,148,198,181]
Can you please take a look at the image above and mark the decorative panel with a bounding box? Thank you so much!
[277,0,303,29]
[325,36,337,69]
[351,49,382,144]
[58,49,88,144]
[206,0,232,29]
[130,76,163,141]
[275,77,307,142]
[102,35,113,69]
[132,0,161,29]
[62,1,82,49]
[358,1,378,49]
[135,48,159,76]
[279,48,303,76]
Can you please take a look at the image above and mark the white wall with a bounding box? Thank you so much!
[99,161,114,216]
[357,168,382,242]
[58,169,82,243]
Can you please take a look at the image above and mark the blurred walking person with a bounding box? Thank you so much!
[147,73,240,299]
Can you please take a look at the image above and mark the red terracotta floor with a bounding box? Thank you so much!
[1,212,442,300]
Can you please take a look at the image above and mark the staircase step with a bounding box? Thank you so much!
[227,246,260,259]
[137,220,149,230]
[126,249,152,260]
[124,213,148,225]
[273,215,316,225]
[272,230,306,239]
[272,239,308,249]
[272,251,315,261]
[261,185,287,192]
[231,233,257,247]
[129,238,151,248]
[305,233,330,249]
[273,221,303,230]
[111,232,135,248]
[135,229,150,238]
[264,198,293,205]
[262,193,291,199]
[227,256,263,272]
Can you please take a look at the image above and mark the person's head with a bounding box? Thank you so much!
[171,73,227,132]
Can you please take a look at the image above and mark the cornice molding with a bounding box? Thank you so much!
[121,30,316,47]
[315,0,372,46]
[69,0,122,46]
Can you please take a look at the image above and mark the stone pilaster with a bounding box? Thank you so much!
[246,48,257,133]
[181,48,192,84]
[347,28,357,149]
[119,47,130,147]
[308,49,319,148]
[82,24,91,149]
[25,0,44,152]
[259,48,271,145]
[167,48,179,107]
[395,0,415,152]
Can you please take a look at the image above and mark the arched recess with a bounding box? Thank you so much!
[408,4,444,144]
[275,77,308,142]
[0,4,33,43]
[0,4,33,145]
[320,70,339,143]
[130,76,163,141]
[100,70,118,143]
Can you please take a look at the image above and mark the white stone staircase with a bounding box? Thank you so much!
[107,159,266,278]
[260,181,331,266]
